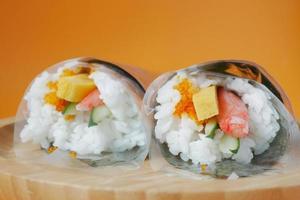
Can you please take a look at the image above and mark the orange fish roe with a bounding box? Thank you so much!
[44,92,59,105]
[64,115,76,121]
[56,99,69,111]
[69,151,77,158]
[47,146,58,153]
[46,81,58,90]
[173,79,200,123]
[44,92,68,111]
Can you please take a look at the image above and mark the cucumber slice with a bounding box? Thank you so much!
[88,114,98,127]
[62,103,77,115]
[88,106,111,127]
[219,134,240,154]
[205,118,218,139]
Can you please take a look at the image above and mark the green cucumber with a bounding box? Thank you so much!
[205,118,218,139]
[62,103,77,115]
[219,134,240,154]
[88,114,98,127]
[88,106,111,127]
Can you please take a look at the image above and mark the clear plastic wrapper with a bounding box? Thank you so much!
[13,57,151,174]
[143,60,300,178]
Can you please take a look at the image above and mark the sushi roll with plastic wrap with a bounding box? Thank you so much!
[144,60,300,177]
[14,58,150,167]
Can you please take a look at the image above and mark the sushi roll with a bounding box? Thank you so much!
[144,60,299,177]
[14,58,150,166]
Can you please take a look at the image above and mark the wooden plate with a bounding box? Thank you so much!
[0,118,300,200]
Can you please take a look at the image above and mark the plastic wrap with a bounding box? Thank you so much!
[13,57,152,174]
[143,60,300,178]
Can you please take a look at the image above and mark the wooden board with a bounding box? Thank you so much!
[1,118,300,200]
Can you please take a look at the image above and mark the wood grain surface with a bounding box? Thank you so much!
[0,118,300,200]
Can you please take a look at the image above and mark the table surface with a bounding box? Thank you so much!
[1,118,300,200]
[1,0,300,118]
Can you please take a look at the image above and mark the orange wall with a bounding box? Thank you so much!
[1,0,300,118]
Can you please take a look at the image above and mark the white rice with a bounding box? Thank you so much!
[154,72,280,166]
[20,65,146,157]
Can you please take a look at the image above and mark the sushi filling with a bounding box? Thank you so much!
[154,72,280,167]
[20,64,146,159]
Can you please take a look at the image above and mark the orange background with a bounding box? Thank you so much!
[0,0,300,118]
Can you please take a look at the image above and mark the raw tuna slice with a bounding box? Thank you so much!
[217,87,249,138]
[76,89,104,111]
